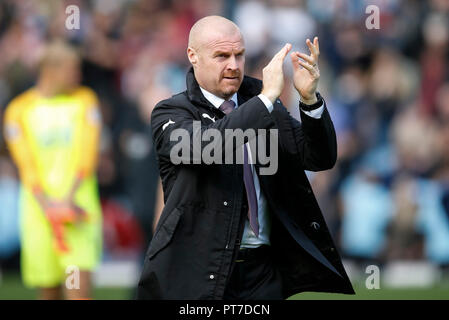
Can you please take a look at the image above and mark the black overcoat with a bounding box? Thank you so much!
[137,68,354,299]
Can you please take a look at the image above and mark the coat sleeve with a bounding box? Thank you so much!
[273,98,338,171]
[151,95,276,165]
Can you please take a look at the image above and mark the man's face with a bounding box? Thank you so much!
[45,57,81,93]
[191,33,245,99]
[56,58,81,91]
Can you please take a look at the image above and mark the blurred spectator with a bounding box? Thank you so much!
[416,178,449,266]
[384,174,424,261]
[0,157,20,261]
[340,148,394,264]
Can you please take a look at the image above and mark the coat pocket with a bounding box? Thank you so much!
[147,207,182,260]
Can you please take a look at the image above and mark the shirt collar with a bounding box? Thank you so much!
[199,87,238,109]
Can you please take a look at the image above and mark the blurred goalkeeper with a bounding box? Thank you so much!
[3,41,102,300]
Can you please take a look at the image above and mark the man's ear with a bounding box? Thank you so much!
[187,47,198,66]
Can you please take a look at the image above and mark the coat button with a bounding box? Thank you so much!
[209,274,214,280]
[307,188,312,194]
[223,201,228,206]
[311,221,320,230]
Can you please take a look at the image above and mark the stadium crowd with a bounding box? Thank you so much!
[0,0,449,281]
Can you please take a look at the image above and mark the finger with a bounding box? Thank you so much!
[297,59,316,73]
[314,36,320,55]
[274,43,292,61]
[306,38,318,57]
[295,52,316,66]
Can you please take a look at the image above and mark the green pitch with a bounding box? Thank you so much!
[289,282,449,300]
[1,272,449,300]
[0,273,133,300]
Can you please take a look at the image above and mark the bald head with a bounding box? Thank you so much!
[187,16,245,100]
[188,15,243,50]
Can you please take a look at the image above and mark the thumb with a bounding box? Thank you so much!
[280,43,292,60]
[290,52,300,71]
[274,43,292,62]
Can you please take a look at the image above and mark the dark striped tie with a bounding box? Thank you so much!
[219,100,259,237]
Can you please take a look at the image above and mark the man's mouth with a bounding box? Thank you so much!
[223,76,239,80]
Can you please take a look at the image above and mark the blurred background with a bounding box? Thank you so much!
[1,0,449,299]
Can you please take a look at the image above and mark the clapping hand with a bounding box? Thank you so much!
[261,43,292,103]
[290,37,320,105]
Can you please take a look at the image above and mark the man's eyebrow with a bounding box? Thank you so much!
[236,48,245,55]
[213,50,230,56]
[213,48,245,56]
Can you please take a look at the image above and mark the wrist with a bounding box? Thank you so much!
[261,89,278,104]
[32,186,49,209]
[300,94,318,105]
[299,92,323,111]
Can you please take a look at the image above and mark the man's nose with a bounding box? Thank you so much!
[227,55,238,70]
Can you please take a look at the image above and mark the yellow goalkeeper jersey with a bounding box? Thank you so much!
[3,86,101,198]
